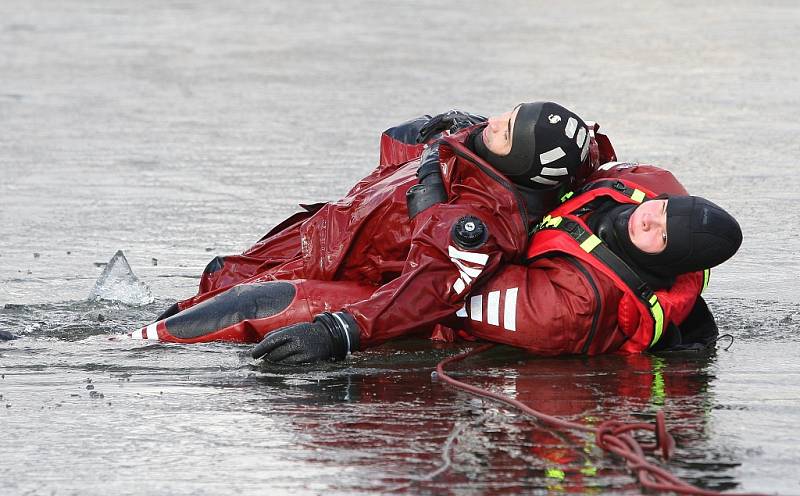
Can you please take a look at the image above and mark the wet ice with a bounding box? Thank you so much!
[1,0,798,493]
[88,250,153,306]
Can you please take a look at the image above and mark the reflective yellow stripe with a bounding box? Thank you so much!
[631,189,646,203]
[650,358,666,407]
[649,294,665,346]
[546,215,563,227]
[560,191,574,203]
[538,215,563,231]
[579,234,602,253]
[702,269,711,293]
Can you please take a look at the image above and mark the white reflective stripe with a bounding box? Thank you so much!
[599,161,623,171]
[487,291,500,325]
[453,277,466,294]
[564,117,578,139]
[531,176,560,186]
[576,127,587,149]
[145,322,159,341]
[448,245,489,266]
[540,166,568,176]
[580,135,590,161]
[455,305,467,318]
[504,288,518,331]
[331,312,351,353]
[451,257,483,278]
[470,295,483,322]
[131,328,144,340]
[458,269,473,285]
[539,147,566,165]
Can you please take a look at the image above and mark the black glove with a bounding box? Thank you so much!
[250,312,360,364]
[416,110,487,144]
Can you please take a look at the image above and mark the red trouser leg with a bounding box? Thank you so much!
[132,279,376,344]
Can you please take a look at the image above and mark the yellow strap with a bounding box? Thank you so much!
[648,294,665,346]
[539,207,665,347]
[650,359,666,406]
[702,269,711,293]
[579,234,602,253]
[538,215,563,230]
[631,189,646,203]
[560,191,574,203]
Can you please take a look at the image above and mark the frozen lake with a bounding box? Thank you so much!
[1,1,799,494]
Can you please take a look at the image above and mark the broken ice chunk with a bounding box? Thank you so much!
[89,250,154,306]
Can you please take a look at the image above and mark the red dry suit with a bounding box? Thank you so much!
[141,116,615,349]
[456,163,709,355]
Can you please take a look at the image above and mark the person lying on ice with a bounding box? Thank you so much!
[452,162,742,356]
[135,104,740,362]
[137,102,614,352]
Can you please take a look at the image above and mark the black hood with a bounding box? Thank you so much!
[620,196,743,277]
[590,203,675,289]
[590,196,743,288]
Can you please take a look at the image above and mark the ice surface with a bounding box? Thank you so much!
[88,250,154,306]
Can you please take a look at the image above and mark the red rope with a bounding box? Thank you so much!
[435,344,765,496]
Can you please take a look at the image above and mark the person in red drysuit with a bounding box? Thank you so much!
[445,161,742,356]
[135,103,617,360]
[136,107,741,362]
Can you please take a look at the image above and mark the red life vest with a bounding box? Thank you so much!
[525,164,710,352]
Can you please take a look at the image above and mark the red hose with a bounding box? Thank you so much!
[435,344,765,496]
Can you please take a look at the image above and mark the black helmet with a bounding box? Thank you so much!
[474,101,590,188]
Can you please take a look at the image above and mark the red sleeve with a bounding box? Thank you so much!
[455,258,624,356]
[379,132,425,169]
[343,200,518,348]
[617,271,703,337]
[662,272,704,324]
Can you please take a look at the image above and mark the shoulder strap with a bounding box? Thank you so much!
[535,215,666,348]
[559,179,648,213]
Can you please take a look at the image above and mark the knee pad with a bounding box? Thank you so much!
[134,281,306,344]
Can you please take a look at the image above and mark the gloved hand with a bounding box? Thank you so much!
[417,110,487,144]
[250,312,360,364]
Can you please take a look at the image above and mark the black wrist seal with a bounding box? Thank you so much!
[313,311,360,361]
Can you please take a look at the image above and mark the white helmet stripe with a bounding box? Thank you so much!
[540,166,569,176]
[580,134,590,161]
[539,147,566,165]
[531,176,560,186]
[576,127,587,149]
[564,117,578,139]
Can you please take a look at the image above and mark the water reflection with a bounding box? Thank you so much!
[236,341,742,493]
[0,298,753,493]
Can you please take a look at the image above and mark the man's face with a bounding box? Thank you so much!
[482,105,522,156]
[628,199,668,254]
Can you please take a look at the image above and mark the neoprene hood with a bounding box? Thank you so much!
[473,101,590,188]
[613,196,743,278]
